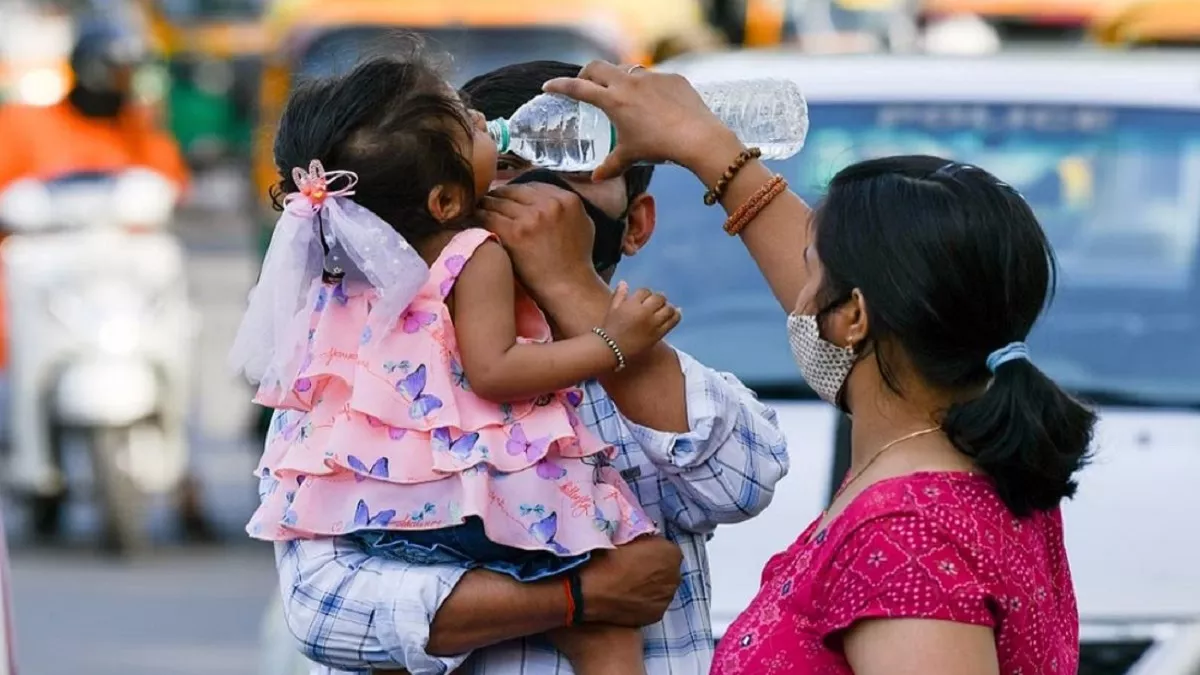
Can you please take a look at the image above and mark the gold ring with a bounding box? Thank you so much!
[627,64,647,75]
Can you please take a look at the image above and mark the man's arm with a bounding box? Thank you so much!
[535,273,689,433]
[274,539,473,674]
[276,535,682,671]
[538,278,789,532]
[478,182,787,528]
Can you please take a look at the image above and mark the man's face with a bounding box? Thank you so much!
[492,154,628,219]
[491,153,656,279]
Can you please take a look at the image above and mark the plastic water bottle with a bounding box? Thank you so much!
[487,78,809,173]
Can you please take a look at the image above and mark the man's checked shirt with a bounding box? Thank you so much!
[266,349,789,674]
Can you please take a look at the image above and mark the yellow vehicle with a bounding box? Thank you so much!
[706,0,918,53]
[1091,0,1200,47]
[137,0,269,164]
[251,0,712,204]
[919,0,1125,38]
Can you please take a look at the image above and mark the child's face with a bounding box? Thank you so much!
[466,109,498,199]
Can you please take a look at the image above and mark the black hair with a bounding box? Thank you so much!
[814,155,1096,517]
[460,60,654,204]
[271,40,476,244]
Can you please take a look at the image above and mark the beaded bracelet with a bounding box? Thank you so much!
[591,326,627,372]
[703,147,762,206]
[724,175,789,236]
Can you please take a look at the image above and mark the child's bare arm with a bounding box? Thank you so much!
[453,241,680,403]
[454,240,613,402]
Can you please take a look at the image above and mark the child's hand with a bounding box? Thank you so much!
[601,281,682,361]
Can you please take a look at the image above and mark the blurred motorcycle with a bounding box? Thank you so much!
[0,169,195,555]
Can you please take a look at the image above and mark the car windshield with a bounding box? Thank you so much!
[295,26,618,88]
[622,102,1200,405]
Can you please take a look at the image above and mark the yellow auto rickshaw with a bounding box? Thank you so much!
[1090,0,1200,47]
[705,0,920,54]
[136,0,269,164]
[919,0,1127,37]
[251,0,716,206]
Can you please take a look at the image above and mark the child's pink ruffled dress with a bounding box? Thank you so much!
[247,228,655,573]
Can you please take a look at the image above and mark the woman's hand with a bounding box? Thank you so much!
[543,61,740,182]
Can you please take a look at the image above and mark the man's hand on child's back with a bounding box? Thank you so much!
[480,181,598,305]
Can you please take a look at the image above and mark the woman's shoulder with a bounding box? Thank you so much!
[832,472,1011,551]
[833,471,1066,564]
[853,470,1001,514]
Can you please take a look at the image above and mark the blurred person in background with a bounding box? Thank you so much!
[0,20,188,193]
[546,63,1091,675]
[268,59,790,675]
[0,20,209,541]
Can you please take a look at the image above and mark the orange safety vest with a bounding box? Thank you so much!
[0,101,189,192]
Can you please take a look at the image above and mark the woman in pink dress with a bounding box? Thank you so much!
[544,63,1094,675]
[541,64,1093,673]
[706,156,1094,674]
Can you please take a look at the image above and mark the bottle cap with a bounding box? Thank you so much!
[487,119,510,154]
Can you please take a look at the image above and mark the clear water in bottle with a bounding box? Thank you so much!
[487,78,809,173]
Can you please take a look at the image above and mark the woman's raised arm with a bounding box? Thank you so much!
[543,62,812,311]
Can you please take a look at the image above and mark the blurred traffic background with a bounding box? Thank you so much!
[0,0,1198,673]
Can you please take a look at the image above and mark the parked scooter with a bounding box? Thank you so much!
[0,169,195,555]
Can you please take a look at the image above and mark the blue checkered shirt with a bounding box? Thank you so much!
[269,349,788,674]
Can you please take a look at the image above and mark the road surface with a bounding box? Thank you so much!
[10,545,278,675]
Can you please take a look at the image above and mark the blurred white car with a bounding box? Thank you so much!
[631,49,1200,675]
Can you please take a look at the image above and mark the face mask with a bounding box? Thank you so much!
[505,169,628,272]
[68,87,127,119]
[787,312,858,409]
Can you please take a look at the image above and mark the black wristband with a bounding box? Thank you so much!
[567,569,586,625]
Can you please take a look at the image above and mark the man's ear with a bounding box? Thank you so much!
[621,193,656,256]
[427,184,466,223]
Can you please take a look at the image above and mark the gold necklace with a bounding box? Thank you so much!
[824,425,942,515]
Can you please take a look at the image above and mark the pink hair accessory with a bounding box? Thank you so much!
[230,158,428,393]
[290,159,358,208]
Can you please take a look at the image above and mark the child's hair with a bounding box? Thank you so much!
[271,38,476,244]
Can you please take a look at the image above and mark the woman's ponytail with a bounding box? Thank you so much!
[942,357,1097,517]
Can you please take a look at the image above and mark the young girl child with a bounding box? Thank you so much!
[229,53,678,674]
